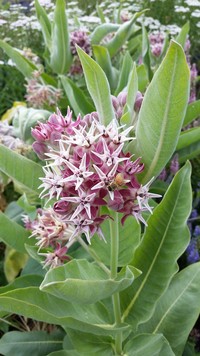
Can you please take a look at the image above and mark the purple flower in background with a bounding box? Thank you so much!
[186,238,200,264]
[149,33,164,58]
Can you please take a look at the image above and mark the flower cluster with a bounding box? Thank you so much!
[149,32,164,57]
[0,120,29,154]
[70,30,91,75]
[31,107,160,260]
[23,208,73,268]
[25,71,62,109]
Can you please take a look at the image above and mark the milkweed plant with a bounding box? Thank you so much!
[0,2,200,356]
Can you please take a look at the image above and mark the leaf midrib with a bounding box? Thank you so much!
[122,169,186,322]
[141,48,178,184]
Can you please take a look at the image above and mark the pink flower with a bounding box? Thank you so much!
[30,106,161,266]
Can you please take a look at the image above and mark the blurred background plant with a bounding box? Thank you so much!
[0,0,200,353]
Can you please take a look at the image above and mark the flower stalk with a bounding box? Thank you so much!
[110,212,123,355]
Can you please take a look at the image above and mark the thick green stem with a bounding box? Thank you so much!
[110,212,123,355]
[76,236,110,275]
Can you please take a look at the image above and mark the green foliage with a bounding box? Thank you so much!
[120,162,192,329]
[0,330,65,355]
[132,41,190,183]
[77,46,116,125]
[0,65,25,117]
[0,144,43,194]
[40,259,140,304]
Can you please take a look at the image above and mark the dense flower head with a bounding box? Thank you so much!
[31,107,160,260]
[70,30,91,56]
[25,71,62,109]
[149,32,164,57]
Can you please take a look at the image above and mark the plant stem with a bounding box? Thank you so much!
[110,212,123,355]
[76,235,110,275]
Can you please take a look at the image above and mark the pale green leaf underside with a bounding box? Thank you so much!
[134,40,190,183]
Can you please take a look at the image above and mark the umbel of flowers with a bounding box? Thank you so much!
[29,107,160,268]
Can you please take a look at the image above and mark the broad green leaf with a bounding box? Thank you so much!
[133,41,190,184]
[90,24,120,45]
[77,46,116,125]
[139,263,200,356]
[0,287,129,336]
[0,144,43,193]
[35,0,51,49]
[183,100,200,127]
[176,127,200,150]
[40,259,139,304]
[0,274,43,294]
[67,330,114,355]
[121,63,138,125]
[60,76,94,116]
[0,212,34,253]
[90,215,141,267]
[176,21,190,48]
[48,351,79,356]
[106,11,147,58]
[4,201,24,224]
[0,330,64,356]
[114,51,133,96]
[50,0,72,74]
[0,40,37,78]
[93,45,117,91]
[177,140,200,163]
[120,162,192,329]
[124,333,175,356]
[13,107,50,142]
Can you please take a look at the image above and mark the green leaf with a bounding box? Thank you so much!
[90,215,141,267]
[40,259,139,304]
[139,263,200,356]
[142,26,153,81]
[0,274,43,294]
[120,162,192,329]
[176,127,200,150]
[0,40,37,78]
[60,76,94,116]
[35,0,51,49]
[177,140,200,163]
[67,330,114,355]
[50,0,72,74]
[0,144,43,194]
[183,100,200,127]
[0,330,64,356]
[124,334,175,356]
[90,24,120,45]
[133,41,190,184]
[0,212,34,253]
[176,22,190,48]
[13,107,50,142]
[48,352,79,356]
[0,287,129,336]
[93,45,117,91]
[105,11,147,58]
[77,46,116,125]
[121,63,138,125]
[96,5,106,23]
[137,64,149,93]
[114,51,133,96]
